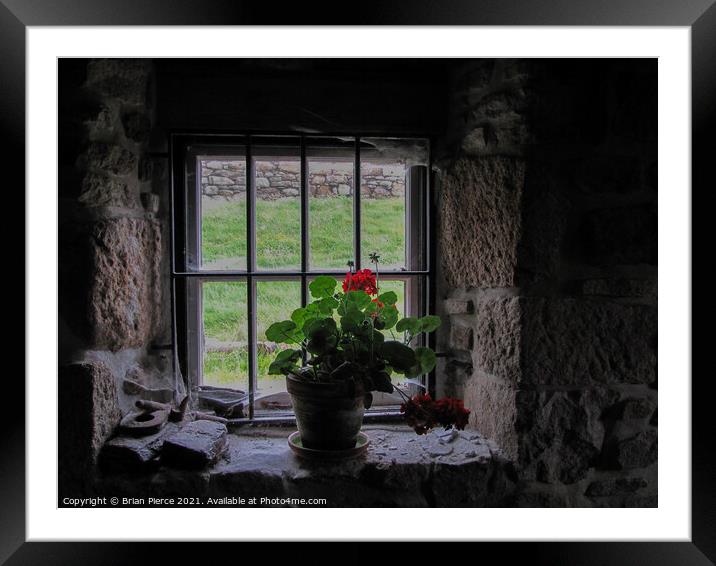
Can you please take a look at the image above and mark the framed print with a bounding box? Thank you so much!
[6,0,712,563]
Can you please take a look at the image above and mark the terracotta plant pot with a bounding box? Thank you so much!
[286,374,365,450]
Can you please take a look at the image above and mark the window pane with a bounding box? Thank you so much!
[256,279,302,413]
[200,158,247,270]
[254,152,301,271]
[361,138,429,271]
[361,161,406,270]
[201,281,249,393]
[308,147,355,270]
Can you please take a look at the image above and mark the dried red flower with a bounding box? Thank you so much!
[400,393,470,435]
[342,269,378,295]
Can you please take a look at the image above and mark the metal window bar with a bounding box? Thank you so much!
[170,133,434,422]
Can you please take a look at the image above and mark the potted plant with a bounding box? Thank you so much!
[266,254,470,451]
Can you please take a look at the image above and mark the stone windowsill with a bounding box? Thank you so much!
[97,425,515,507]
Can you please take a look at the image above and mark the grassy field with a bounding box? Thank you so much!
[201,196,408,388]
[201,196,406,270]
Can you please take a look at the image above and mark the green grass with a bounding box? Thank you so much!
[200,195,409,387]
[201,196,406,269]
[202,279,407,387]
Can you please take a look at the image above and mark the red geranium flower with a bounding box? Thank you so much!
[342,269,378,295]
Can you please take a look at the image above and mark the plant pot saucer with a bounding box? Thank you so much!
[288,431,370,460]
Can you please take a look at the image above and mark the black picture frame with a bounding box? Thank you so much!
[6,1,712,563]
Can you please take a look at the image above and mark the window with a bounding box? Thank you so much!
[171,134,433,421]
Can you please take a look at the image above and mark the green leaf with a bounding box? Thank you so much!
[315,296,339,315]
[265,320,303,344]
[345,290,372,310]
[340,305,366,334]
[380,340,416,373]
[414,347,437,374]
[379,305,399,330]
[268,348,301,375]
[303,318,339,354]
[405,347,437,378]
[396,316,421,335]
[309,276,338,299]
[419,315,442,333]
[364,300,379,315]
[290,307,313,330]
[378,291,398,305]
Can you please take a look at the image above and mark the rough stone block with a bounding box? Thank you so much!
[85,59,151,105]
[441,360,473,399]
[162,420,228,469]
[440,156,525,288]
[473,297,521,382]
[59,362,121,494]
[515,164,567,283]
[87,218,162,350]
[431,460,512,507]
[99,423,178,473]
[608,430,658,470]
[585,476,648,497]
[515,387,620,484]
[449,324,473,351]
[82,142,137,176]
[512,484,571,508]
[443,298,473,315]
[473,88,529,121]
[121,110,151,143]
[78,172,138,208]
[463,376,519,460]
[520,298,657,386]
[83,103,117,135]
[615,397,656,420]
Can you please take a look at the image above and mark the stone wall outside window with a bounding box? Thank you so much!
[200,159,406,200]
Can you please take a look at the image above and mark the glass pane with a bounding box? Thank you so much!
[200,158,247,270]
[254,150,301,271]
[361,138,429,271]
[308,143,355,270]
[256,279,302,413]
[361,161,406,270]
[201,281,249,393]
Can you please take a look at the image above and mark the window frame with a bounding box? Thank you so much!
[170,132,436,423]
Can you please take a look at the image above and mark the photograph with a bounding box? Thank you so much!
[7,3,710,561]
[57,57,658,509]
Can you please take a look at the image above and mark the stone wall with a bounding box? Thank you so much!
[58,59,175,496]
[435,59,658,507]
[200,159,405,200]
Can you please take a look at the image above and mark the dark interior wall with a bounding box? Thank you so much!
[58,59,175,497]
[153,58,452,137]
[435,59,658,507]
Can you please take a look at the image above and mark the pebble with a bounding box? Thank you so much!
[438,429,459,444]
